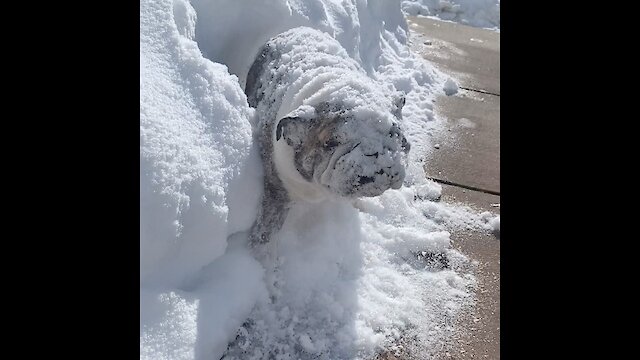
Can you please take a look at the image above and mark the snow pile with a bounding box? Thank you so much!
[140,249,266,360]
[141,0,497,359]
[140,0,263,289]
[222,184,476,359]
[401,0,500,30]
[141,0,264,357]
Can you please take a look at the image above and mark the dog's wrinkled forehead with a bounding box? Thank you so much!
[276,97,409,154]
[311,101,401,141]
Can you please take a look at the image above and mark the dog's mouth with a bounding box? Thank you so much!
[351,166,404,196]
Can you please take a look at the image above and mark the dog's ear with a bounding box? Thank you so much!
[276,116,309,148]
[392,92,406,118]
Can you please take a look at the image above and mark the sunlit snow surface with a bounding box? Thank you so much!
[140,0,498,359]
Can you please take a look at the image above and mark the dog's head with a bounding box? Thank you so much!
[276,94,410,198]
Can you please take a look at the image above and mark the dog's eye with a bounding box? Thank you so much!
[323,139,339,149]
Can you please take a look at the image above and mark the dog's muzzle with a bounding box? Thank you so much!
[323,137,407,197]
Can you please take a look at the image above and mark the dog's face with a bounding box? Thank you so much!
[276,96,410,198]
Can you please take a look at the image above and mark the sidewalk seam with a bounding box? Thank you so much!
[428,177,500,196]
[459,86,500,97]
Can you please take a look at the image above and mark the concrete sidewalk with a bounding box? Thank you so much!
[408,16,500,360]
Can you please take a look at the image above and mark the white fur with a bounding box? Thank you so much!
[272,121,331,202]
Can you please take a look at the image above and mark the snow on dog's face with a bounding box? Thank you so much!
[275,96,410,198]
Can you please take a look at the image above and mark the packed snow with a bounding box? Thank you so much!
[443,78,458,96]
[486,214,500,233]
[401,0,500,30]
[140,0,498,359]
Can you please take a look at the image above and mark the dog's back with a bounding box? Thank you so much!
[245,27,362,122]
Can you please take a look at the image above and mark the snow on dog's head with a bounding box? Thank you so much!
[274,92,410,199]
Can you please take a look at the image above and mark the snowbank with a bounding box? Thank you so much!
[140,0,262,289]
[402,0,500,30]
[141,0,264,357]
[141,0,497,359]
[140,249,266,360]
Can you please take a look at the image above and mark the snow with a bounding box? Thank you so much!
[141,247,267,360]
[458,117,476,128]
[443,78,459,96]
[140,0,262,290]
[222,187,478,359]
[140,0,498,359]
[401,0,500,30]
[141,0,264,356]
[487,214,500,233]
[140,290,199,360]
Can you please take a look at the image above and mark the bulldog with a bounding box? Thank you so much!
[245,27,410,244]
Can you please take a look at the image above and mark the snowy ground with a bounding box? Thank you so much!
[401,0,500,31]
[140,0,499,359]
